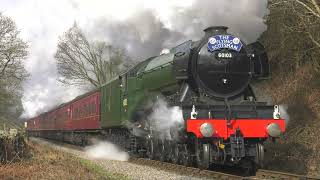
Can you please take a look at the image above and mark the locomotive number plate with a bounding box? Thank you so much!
[217,52,233,58]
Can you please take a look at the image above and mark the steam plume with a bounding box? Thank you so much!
[84,141,129,161]
[279,104,290,127]
[147,98,184,140]
[84,0,268,60]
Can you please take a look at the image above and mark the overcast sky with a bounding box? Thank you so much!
[0,0,268,118]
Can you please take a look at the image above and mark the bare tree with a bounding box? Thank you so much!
[0,13,28,125]
[293,0,320,48]
[55,23,133,87]
[264,0,320,71]
[0,13,28,80]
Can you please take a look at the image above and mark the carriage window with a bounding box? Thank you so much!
[84,104,87,116]
[88,103,91,115]
[75,108,79,119]
[90,103,95,115]
[64,111,67,121]
[87,104,90,116]
[93,103,96,114]
[86,104,90,116]
[85,104,89,116]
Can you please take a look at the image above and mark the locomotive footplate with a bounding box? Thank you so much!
[230,128,245,161]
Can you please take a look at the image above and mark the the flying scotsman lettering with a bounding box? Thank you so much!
[207,35,243,52]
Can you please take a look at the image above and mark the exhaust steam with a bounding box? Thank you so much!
[279,104,290,127]
[147,98,184,140]
[84,141,129,161]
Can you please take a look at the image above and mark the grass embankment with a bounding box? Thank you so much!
[0,140,127,180]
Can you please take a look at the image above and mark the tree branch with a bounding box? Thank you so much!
[295,0,320,18]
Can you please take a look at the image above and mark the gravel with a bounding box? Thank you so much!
[30,138,205,180]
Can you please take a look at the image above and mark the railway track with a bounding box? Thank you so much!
[31,138,319,180]
[252,169,319,180]
[130,158,319,180]
[129,157,241,179]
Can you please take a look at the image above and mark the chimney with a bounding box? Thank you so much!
[203,26,228,36]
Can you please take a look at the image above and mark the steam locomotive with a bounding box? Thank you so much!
[26,26,285,172]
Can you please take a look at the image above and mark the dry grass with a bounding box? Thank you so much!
[0,140,127,180]
[0,134,29,164]
[258,64,320,177]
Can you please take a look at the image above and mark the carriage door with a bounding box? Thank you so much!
[120,74,128,121]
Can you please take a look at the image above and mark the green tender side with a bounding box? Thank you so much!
[100,53,178,128]
[100,78,122,128]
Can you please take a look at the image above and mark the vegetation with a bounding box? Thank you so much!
[262,0,320,72]
[0,13,28,129]
[0,131,29,164]
[55,23,134,87]
[259,0,320,176]
[0,140,127,180]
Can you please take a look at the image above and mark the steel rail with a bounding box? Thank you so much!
[251,169,319,180]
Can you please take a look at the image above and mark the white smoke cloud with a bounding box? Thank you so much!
[0,0,268,118]
[279,104,290,127]
[84,141,129,161]
[147,98,184,140]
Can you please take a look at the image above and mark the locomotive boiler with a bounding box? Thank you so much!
[26,26,285,173]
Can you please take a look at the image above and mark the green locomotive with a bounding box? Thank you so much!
[99,26,285,172]
[28,26,286,173]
